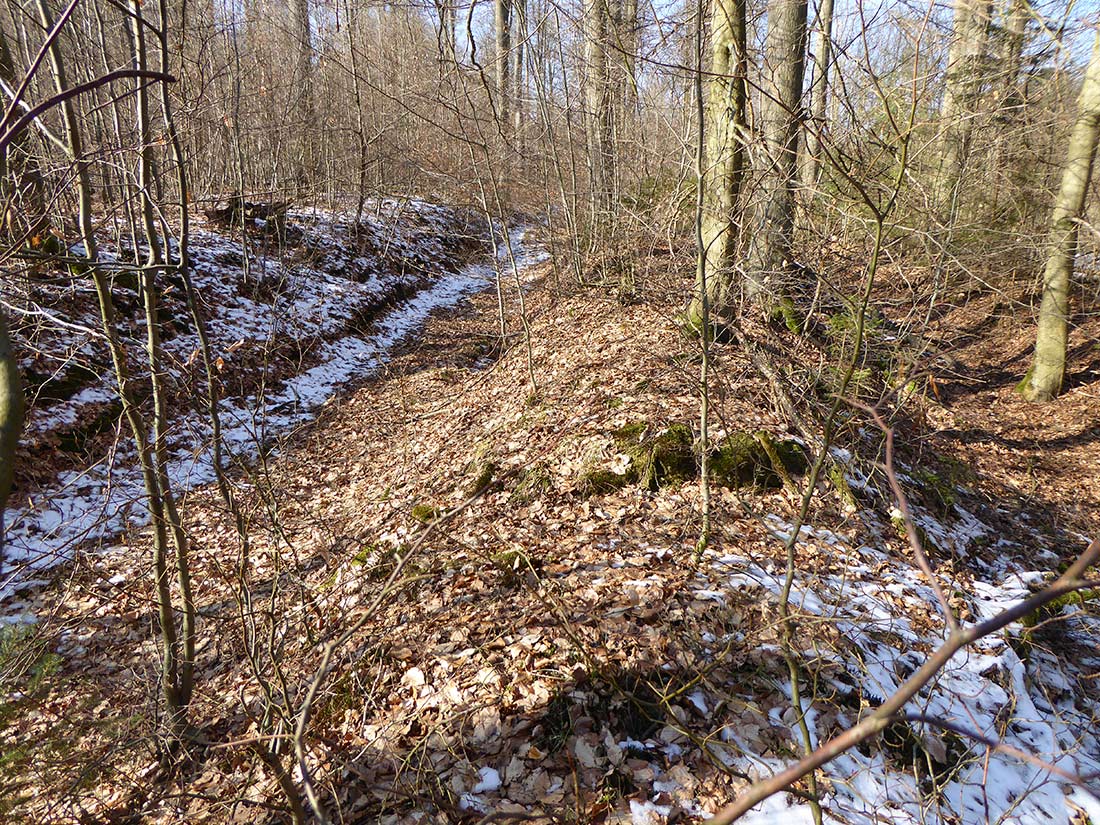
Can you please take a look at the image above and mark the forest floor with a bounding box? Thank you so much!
[1,213,1099,825]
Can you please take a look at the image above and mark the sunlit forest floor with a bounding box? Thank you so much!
[3,216,1099,824]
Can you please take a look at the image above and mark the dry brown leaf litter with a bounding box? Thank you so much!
[4,257,1099,824]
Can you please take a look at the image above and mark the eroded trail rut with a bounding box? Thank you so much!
[1,200,547,606]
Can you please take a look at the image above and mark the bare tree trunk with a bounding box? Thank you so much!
[36,0,189,740]
[937,0,993,211]
[512,0,526,134]
[0,311,22,568]
[1019,29,1100,401]
[291,0,314,188]
[495,0,511,126]
[744,0,810,309]
[688,0,748,328]
[584,0,613,236]
[0,30,48,242]
[996,0,1027,115]
[619,0,637,109]
[801,0,835,192]
[129,0,196,712]
[434,0,456,63]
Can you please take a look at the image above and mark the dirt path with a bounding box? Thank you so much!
[925,292,1100,552]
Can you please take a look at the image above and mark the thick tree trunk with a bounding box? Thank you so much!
[743,0,809,306]
[997,0,1027,113]
[688,0,748,328]
[1019,29,1100,402]
[801,0,835,192]
[937,0,993,210]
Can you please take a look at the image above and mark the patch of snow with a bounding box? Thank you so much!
[696,509,1100,824]
[2,211,547,607]
[472,766,501,793]
[630,799,672,824]
[457,793,486,813]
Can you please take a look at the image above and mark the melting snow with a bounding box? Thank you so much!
[685,502,1100,824]
[1,204,547,605]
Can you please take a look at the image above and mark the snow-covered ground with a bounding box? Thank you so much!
[619,500,1100,824]
[1,201,548,610]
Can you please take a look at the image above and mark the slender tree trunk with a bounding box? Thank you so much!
[0,30,48,242]
[688,0,748,328]
[0,24,28,537]
[130,0,197,711]
[937,0,993,211]
[743,0,810,307]
[619,0,638,109]
[36,0,188,739]
[996,0,1027,115]
[495,0,511,125]
[0,311,22,566]
[1019,29,1100,402]
[801,0,835,192]
[512,0,526,134]
[345,0,371,221]
[290,0,314,188]
[435,0,456,63]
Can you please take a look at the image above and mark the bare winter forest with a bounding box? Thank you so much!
[0,0,1098,821]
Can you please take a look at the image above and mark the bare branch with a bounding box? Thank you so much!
[0,69,175,154]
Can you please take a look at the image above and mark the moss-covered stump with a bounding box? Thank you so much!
[466,461,497,497]
[711,432,807,490]
[613,422,697,491]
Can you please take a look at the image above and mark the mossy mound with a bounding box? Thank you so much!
[352,543,404,581]
[711,432,807,490]
[580,424,807,496]
[466,461,497,497]
[612,422,697,491]
[770,296,804,335]
[580,468,634,496]
[891,513,942,554]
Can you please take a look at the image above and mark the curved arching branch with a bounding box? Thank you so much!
[0,69,174,154]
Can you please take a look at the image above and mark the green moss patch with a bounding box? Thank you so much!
[580,424,807,496]
[711,432,807,490]
[1020,588,1099,628]
[612,422,696,491]
[466,461,497,498]
[580,468,635,496]
[411,503,440,523]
